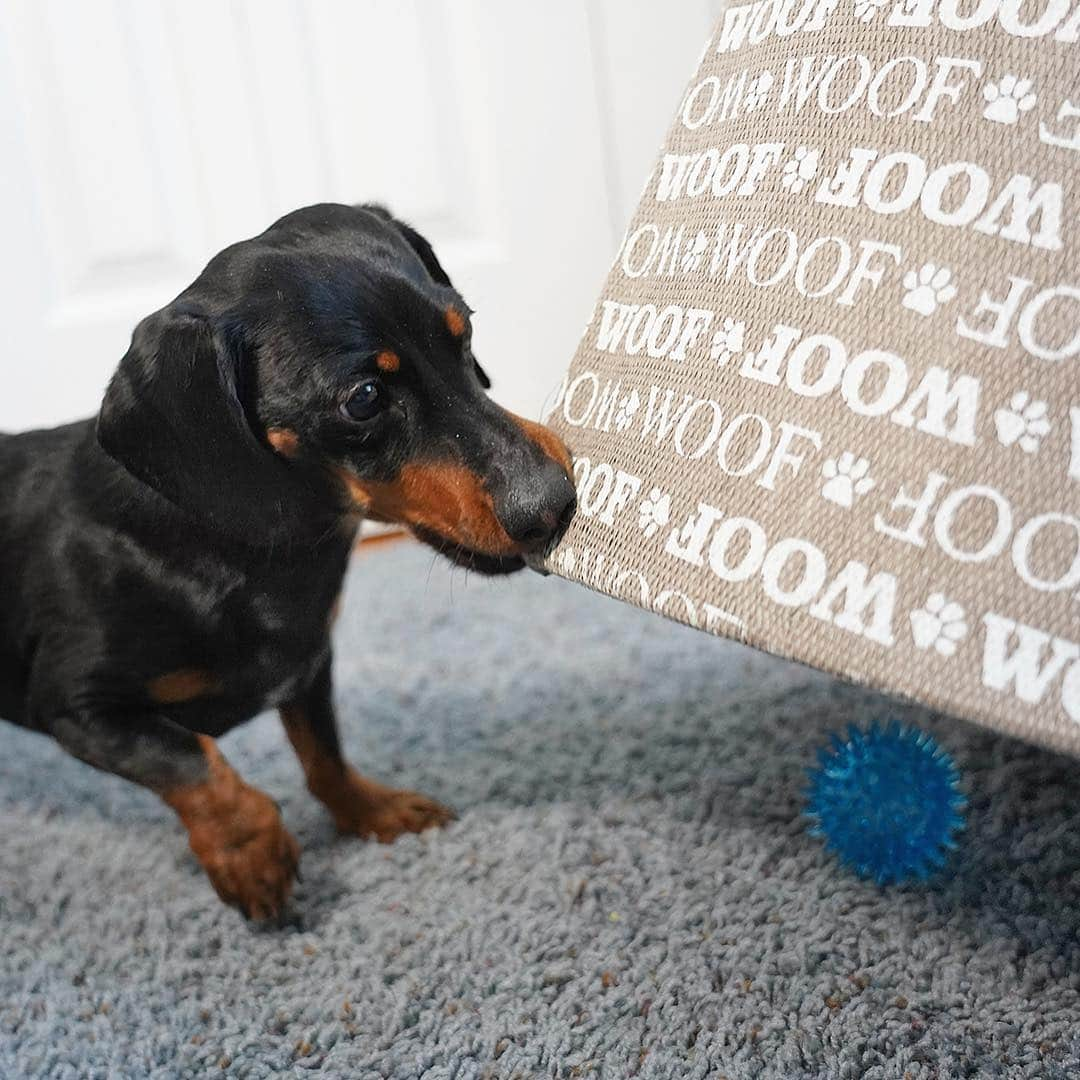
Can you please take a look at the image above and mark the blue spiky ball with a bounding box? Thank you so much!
[805,721,966,885]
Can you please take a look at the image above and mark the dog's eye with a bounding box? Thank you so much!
[341,380,384,422]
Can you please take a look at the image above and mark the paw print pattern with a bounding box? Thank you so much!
[901,264,958,317]
[555,547,576,574]
[743,71,773,112]
[781,147,820,193]
[709,317,746,365]
[680,230,709,274]
[614,390,641,432]
[910,594,968,657]
[638,488,672,539]
[982,75,1037,125]
[994,392,1051,453]
[853,0,888,21]
[820,452,875,508]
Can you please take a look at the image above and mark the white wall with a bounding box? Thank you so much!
[0,0,714,431]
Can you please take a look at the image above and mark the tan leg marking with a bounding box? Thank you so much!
[162,735,299,919]
[281,705,454,842]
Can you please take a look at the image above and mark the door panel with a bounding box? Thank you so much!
[0,0,713,430]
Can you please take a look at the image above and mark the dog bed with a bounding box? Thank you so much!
[543,5,1080,756]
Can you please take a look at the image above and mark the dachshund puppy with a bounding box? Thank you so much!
[0,204,576,918]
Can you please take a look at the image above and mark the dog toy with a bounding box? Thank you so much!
[805,720,966,885]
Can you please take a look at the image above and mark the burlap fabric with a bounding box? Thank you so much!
[544,4,1080,756]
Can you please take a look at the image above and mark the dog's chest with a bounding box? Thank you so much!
[131,543,349,727]
[209,588,327,705]
[235,592,331,708]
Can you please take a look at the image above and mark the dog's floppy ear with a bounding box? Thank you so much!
[389,218,452,286]
[361,203,454,288]
[97,306,324,544]
[361,205,494,391]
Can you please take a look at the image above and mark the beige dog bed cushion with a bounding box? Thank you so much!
[545,5,1080,756]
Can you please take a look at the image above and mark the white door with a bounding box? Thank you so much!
[0,0,715,431]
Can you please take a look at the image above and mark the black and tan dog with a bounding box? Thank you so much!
[0,203,575,918]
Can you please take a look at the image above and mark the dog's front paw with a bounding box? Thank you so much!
[196,802,300,919]
[327,771,455,842]
[172,780,300,919]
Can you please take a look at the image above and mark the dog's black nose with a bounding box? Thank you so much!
[498,459,577,552]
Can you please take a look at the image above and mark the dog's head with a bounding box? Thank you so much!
[98,204,575,572]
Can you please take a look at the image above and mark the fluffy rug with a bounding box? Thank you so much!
[2,540,1079,1079]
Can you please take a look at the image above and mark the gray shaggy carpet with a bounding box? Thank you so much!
[2,540,1079,1079]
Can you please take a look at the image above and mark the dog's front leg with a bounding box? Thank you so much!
[49,712,299,918]
[280,659,454,842]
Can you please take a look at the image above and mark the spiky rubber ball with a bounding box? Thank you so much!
[805,721,966,885]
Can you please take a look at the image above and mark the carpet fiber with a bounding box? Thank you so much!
[2,541,1079,1079]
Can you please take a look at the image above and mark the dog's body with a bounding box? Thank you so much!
[0,418,347,737]
[1,204,574,918]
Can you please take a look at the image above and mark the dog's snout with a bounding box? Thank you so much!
[497,458,576,552]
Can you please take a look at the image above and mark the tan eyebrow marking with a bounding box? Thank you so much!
[445,307,466,338]
[266,428,301,458]
[376,350,400,373]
